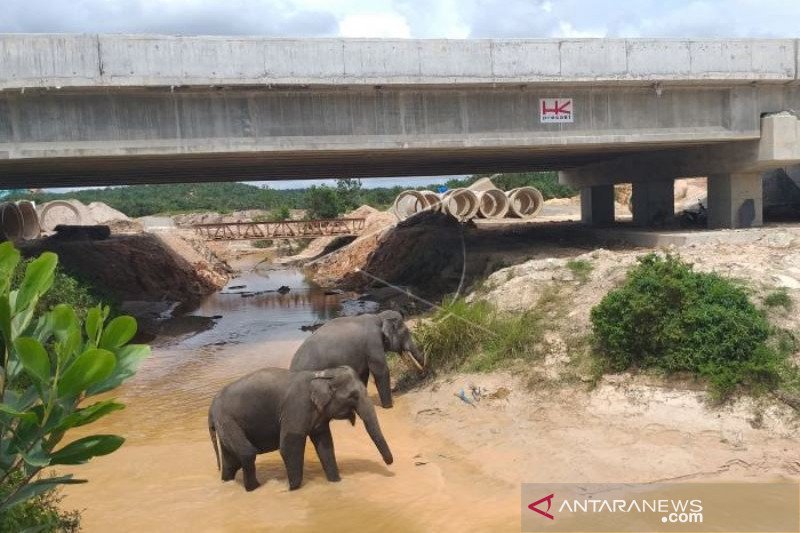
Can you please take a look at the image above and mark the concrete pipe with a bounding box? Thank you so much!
[0,202,24,242]
[392,190,430,221]
[16,201,41,240]
[441,188,480,221]
[506,187,544,219]
[419,190,442,213]
[38,200,82,232]
[476,189,510,219]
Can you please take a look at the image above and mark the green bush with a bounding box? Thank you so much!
[0,243,150,525]
[414,297,546,372]
[305,186,342,219]
[591,254,779,398]
[0,472,80,532]
[13,259,110,319]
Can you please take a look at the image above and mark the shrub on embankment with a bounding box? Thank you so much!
[0,243,150,531]
[412,295,554,373]
[590,254,792,399]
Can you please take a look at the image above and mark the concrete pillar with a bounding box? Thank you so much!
[580,185,615,226]
[631,180,674,227]
[707,172,763,229]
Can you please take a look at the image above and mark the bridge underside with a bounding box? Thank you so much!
[0,142,725,188]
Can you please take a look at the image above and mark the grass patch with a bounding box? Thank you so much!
[566,259,593,282]
[764,288,792,311]
[413,291,564,374]
[590,253,788,400]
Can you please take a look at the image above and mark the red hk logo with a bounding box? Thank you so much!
[541,99,571,116]
[528,493,555,520]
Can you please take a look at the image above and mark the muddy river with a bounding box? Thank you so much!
[62,265,518,532]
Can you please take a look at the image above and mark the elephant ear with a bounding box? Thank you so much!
[310,374,333,413]
[381,314,400,345]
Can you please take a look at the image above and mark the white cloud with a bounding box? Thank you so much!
[338,12,411,38]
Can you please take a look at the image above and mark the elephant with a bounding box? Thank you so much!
[208,366,393,492]
[289,310,425,409]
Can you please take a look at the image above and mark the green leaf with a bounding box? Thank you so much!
[85,306,102,346]
[13,337,50,384]
[0,242,20,293]
[0,296,12,349]
[58,348,116,397]
[0,475,86,514]
[15,253,57,313]
[51,304,78,339]
[55,400,125,431]
[20,442,50,468]
[87,344,150,395]
[50,434,124,465]
[99,316,137,350]
[0,403,38,424]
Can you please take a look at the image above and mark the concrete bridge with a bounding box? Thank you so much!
[2,34,800,228]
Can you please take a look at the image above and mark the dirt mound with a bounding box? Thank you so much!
[22,232,225,307]
[309,211,465,296]
[288,206,395,265]
[173,210,271,226]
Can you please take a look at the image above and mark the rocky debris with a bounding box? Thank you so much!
[156,229,231,291]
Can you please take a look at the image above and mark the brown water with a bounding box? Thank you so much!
[62,267,518,532]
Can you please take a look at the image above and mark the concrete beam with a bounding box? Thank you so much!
[631,180,674,227]
[560,113,800,188]
[707,172,763,229]
[0,35,798,90]
[580,185,615,226]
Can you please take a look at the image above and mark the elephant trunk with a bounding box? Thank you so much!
[356,395,393,465]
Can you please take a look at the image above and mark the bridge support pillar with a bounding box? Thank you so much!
[707,172,762,229]
[580,185,615,226]
[631,180,674,227]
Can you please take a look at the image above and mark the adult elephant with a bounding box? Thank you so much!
[208,366,393,492]
[290,310,425,408]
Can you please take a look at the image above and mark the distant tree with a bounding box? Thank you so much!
[269,205,291,221]
[336,178,363,211]
[305,186,342,219]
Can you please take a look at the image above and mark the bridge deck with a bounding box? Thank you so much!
[192,218,367,241]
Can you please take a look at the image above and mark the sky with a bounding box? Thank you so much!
[8,0,800,191]
[4,0,800,39]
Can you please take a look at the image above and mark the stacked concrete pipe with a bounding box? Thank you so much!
[507,187,545,219]
[441,188,480,221]
[468,176,510,219]
[392,190,431,220]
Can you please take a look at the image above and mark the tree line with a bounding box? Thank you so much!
[9,172,575,219]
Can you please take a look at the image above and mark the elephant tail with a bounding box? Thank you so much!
[208,408,220,471]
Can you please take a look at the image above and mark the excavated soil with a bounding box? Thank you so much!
[22,232,227,308]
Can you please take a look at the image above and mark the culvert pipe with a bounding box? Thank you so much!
[419,190,442,213]
[16,201,41,240]
[0,202,24,242]
[441,188,480,221]
[506,187,544,219]
[392,190,431,221]
[476,189,510,219]
[37,200,83,232]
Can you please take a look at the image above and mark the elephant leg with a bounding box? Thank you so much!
[359,368,369,387]
[220,445,241,482]
[241,454,259,492]
[310,424,340,482]
[280,432,307,490]
[369,360,393,408]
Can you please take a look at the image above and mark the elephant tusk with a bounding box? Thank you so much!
[402,351,425,372]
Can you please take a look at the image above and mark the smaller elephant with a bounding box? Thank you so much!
[208,366,393,491]
[290,310,425,409]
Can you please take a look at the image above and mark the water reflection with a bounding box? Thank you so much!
[168,268,355,347]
